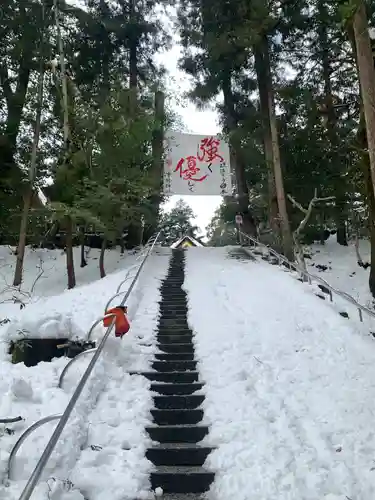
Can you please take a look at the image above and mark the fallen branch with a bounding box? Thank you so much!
[0,416,23,424]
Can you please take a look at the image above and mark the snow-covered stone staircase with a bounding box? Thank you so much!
[143,249,214,498]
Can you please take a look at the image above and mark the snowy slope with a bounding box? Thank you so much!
[307,237,372,308]
[184,247,375,500]
[0,245,140,333]
[0,246,170,500]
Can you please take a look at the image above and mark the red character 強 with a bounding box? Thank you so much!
[197,137,224,163]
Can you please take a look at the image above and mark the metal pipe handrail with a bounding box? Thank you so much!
[114,246,152,296]
[17,230,161,500]
[8,415,62,481]
[239,230,375,322]
[104,291,131,313]
[115,274,135,294]
[85,313,117,342]
[58,348,97,389]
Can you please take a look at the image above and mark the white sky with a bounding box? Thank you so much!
[155,41,223,234]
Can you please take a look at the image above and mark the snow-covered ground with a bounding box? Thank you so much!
[184,246,375,500]
[307,237,373,308]
[0,244,170,500]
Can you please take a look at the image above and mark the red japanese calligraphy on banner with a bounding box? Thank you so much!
[163,132,231,196]
[173,136,224,184]
[174,156,208,182]
[197,137,224,163]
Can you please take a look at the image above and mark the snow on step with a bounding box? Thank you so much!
[184,246,375,500]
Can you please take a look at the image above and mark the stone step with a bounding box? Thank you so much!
[157,328,192,333]
[135,371,199,383]
[159,302,187,307]
[157,329,192,334]
[157,343,194,354]
[159,308,188,314]
[157,334,193,344]
[150,466,214,494]
[151,382,203,395]
[146,425,209,443]
[158,325,190,332]
[158,324,189,329]
[158,320,188,325]
[151,409,204,426]
[159,308,187,314]
[154,353,195,361]
[158,320,189,326]
[162,289,184,291]
[153,395,205,410]
[146,444,212,466]
[152,360,197,372]
[157,325,191,331]
[160,314,188,320]
[148,495,205,500]
[161,291,187,296]
[159,302,188,308]
[160,299,187,303]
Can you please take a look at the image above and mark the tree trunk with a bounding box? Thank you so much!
[99,237,107,278]
[222,75,257,237]
[79,227,87,267]
[144,91,165,242]
[253,44,279,240]
[41,221,59,248]
[129,0,138,89]
[260,35,294,260]
[13,186,33,286]
[352,1,375,204]
[13,31,45,286]
[318,0,347,245]
[120,232,126,253]
[125,222,143,249]
[319,210,326,245]
[365,166,375,297]
[65,216,76,289]
[357,109,375,296]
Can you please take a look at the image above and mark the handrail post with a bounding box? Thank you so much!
[8,415,63,480]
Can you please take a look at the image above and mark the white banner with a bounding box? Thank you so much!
[163,132,232,196]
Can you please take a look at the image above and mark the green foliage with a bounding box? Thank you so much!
[205,205,238,246]
[0,0,175,251]
[159,199,199,246]
[184,0,368,244]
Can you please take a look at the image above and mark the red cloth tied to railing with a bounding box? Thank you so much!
[103,306,130,337]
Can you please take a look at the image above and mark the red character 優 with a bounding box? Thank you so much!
[174,155,208,182]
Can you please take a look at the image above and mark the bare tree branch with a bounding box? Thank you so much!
[0,416,22,424]
[287,190,335,273]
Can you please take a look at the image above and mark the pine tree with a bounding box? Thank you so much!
[160,199,199,246]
